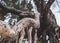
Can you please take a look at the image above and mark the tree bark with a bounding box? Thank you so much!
[42,30,47,43]
[12,12,40,43]
[0,2,34,18]
[34,29,38,43]
[49,31,54,43]
[45,0,55,12]
[28,27,33,43]
[19,28,25,43]
[12,12,40,33]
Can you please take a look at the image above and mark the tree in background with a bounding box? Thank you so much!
[0,0,60,43]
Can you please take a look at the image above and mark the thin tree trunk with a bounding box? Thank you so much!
[34,29,38,43]
[15,34,19,43]
[28,27,33,43]
[19,29,25,43]
[49,31,54,43]
[42,30,47,43]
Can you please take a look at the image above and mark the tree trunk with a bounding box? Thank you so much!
[19,29,25,43]
[28,27,33,43]
[42,30,47,43]
[15,34,19,43]
[49,31,54,43]
[34,29,38,43]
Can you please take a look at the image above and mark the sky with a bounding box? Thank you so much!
[50,0,60,26]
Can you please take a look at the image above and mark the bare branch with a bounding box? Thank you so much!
[45,0,55,12]
[13,12,40,32]
[0,2,34,17]
[33,0,45,14]
[33,0,41,12]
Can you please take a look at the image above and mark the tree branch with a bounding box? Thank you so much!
[45,0,55,12]
[33,0,44,15]
[33,0,41,12]
[13,12,40,32]
[0,2,34,17]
